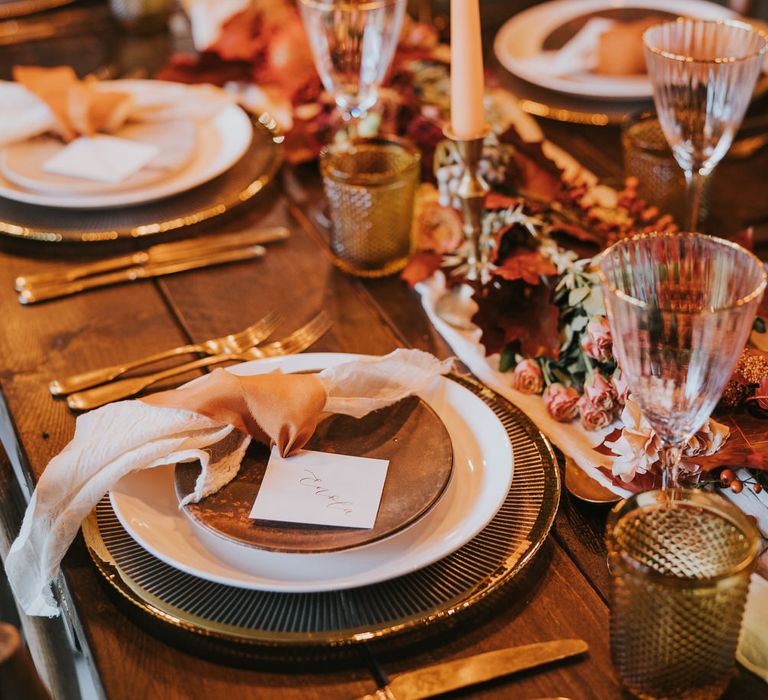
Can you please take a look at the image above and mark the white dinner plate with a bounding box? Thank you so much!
[109,353,514,593]
[1,120,199,195]
[493,0,735,100]
[0,80,253,208]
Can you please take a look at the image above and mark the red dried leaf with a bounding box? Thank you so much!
[549,220,605,246]
[485,192,521,210]
[595,428,623,455]
[497,126,564,201]
[401,251,443,288]
[155,52,253,85]
[472,279,561,359]
[493,251,557,286]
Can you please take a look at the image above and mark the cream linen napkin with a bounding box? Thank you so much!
[6,349,453,617]
[0,80,234,148]
[417,273,768,683]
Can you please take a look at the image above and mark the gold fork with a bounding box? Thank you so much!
[66,312,332,411]
[49,311,283,396]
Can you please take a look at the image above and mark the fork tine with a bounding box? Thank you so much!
[228,310,282,348]
[259,312,332,358]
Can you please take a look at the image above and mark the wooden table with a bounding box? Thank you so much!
[0,4,766,699]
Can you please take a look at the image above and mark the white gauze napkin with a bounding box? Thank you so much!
[6,349,453,617]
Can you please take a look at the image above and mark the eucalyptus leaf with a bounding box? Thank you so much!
[568,286,591,306]
[570,315,589,332]
[582,288,606,316]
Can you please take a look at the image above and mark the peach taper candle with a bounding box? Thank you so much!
[450,0,485,138]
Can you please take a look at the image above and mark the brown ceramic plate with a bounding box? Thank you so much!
[174,396,454,554]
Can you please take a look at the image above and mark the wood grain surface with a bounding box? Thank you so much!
[0,3,766,699]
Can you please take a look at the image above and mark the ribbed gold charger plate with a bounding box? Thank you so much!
[82,375,559,648]
[0,114,282,243]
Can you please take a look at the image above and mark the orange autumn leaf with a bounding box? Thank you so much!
[401,250,443,287]
[493,252,557,286]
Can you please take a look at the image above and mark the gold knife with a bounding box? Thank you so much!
[356,639,588,700]
[18,245,266,304]
[14,226,289,291]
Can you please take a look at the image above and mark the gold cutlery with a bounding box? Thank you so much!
[49,312,282,397]
[16,226,289,291]
[19,245,266,304]
[66,312,332,411]
[356,639,588,700]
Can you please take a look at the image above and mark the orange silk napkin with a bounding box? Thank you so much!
[143,368,327,457]
[13,66,133,141]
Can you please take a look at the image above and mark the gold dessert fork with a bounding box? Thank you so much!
[66,312,332,411]
[49,311,282,396]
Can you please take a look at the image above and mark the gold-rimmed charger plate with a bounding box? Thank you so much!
[0,113,283,242]
[174,396,454,554]
[82,374,560,648]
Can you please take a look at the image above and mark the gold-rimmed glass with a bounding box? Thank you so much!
[598,231,766,489]
[298,0,406,129]
[643,19,768,232]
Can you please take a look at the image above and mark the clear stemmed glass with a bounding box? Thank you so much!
[298,0,406,133]
[598,232,766,490]
[643,20,768,232]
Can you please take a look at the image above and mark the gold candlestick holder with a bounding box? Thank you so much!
[434,126,491,329]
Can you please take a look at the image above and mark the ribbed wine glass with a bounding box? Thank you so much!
[298,0,406,130]
[643,20,767,232]
[598,232,766,489]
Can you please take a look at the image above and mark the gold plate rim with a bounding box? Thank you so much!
[82,373,560,648]
[0,113,284,243]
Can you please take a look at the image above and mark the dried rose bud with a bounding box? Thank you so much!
[578,395,615,431]
[509,359,544,395]
[581,317,613,363]
[543,383,580,422]
[584,372,618,411]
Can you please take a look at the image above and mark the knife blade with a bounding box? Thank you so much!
[18,245,266,304]
[14,226,289,291]
[357,639,588,700]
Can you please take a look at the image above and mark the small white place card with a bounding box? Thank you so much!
[43,135,158,184]
[249,447,389,529]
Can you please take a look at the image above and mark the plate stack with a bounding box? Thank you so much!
[85,353,561,649]
[0,80,282,242]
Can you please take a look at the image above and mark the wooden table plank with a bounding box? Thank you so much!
[367,544,620,700]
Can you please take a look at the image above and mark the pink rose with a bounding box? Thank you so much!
[578,395,614,431]
[584,372,618,411]
[612,368,631,404]
[544,383,580,422]
[581,317,613,363]
[510,359,544,395]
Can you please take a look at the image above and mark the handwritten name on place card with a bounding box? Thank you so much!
[249,447,389,529]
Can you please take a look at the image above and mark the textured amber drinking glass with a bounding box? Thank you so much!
[320,137,420,277]
[607,489,759,700]
[621,111,710,226]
